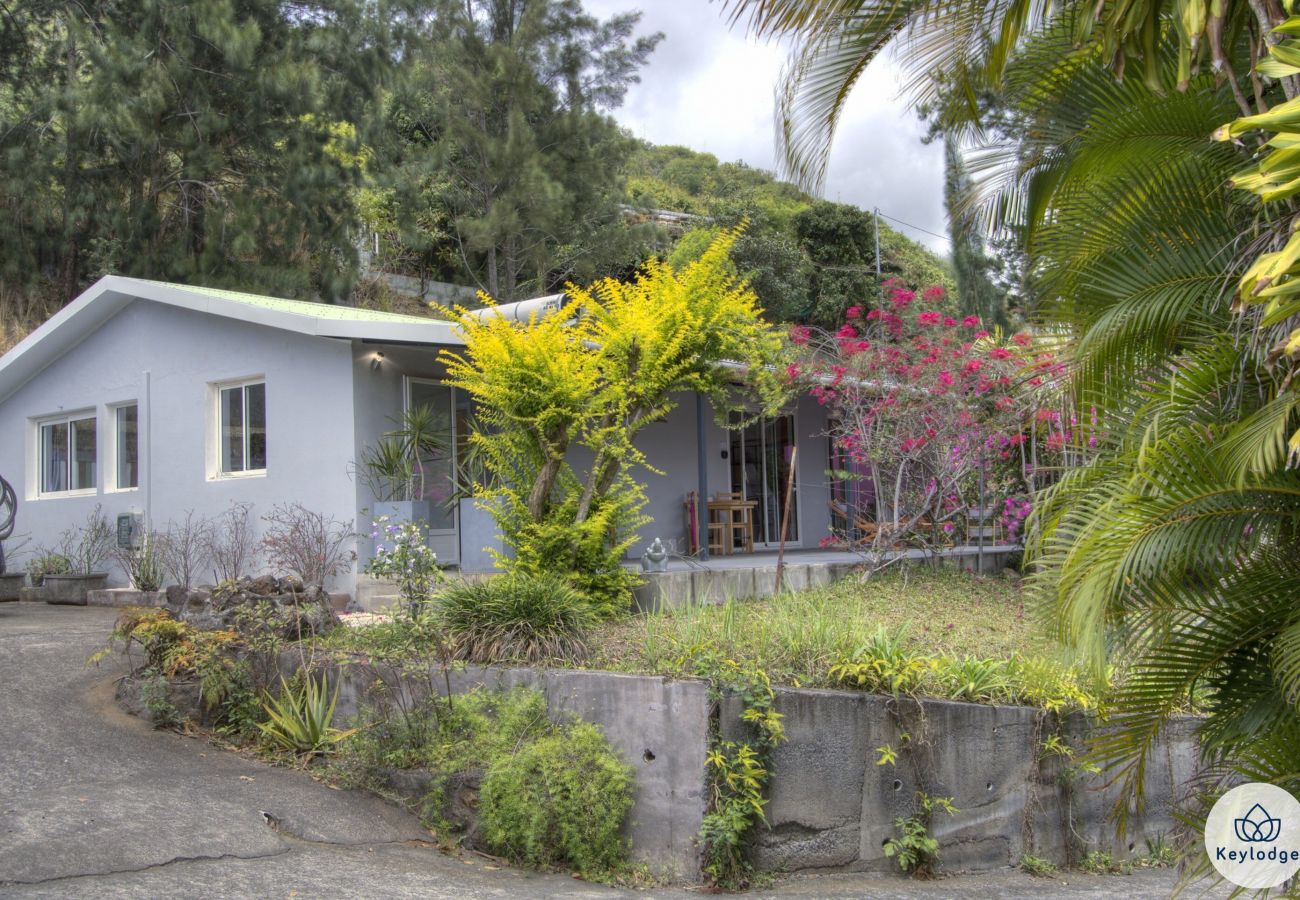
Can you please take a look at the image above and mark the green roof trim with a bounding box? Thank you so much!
[135,279,445,325]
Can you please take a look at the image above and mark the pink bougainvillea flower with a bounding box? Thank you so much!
[974,329,990,339]
[846,306,862,319]
[943,316,957,327]
[962,315,980,327]
[989,347,1013,360]
[785,363,801,380]
[924,286,947,301]
[837,323,858,339]
[866,309,883,320]
[790,325,811,346]
[1012,332,1032,346]
[917,311,942,326]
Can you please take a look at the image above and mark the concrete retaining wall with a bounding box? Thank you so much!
[632,546,1019,612]
[325,661,711,880]
[722,688,1198,874]
[314,657,1196,883]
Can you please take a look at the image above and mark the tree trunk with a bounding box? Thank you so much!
[526,426,569,522]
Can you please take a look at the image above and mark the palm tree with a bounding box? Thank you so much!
[724,0,1290,191]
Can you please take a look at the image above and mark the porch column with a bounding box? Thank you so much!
[696,393,709,561]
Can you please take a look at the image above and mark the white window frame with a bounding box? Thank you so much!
[106,401,140,493]
[211,377,267,480]
[34,409,99,499]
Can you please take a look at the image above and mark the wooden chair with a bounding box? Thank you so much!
[829,499,879,545]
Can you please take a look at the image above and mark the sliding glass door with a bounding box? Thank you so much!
[405,378,471,564]
[729,413,799,547]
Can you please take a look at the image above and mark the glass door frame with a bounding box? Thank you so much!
[403,376,460,537]
[729,408,801,550]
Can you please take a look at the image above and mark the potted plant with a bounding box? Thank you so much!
[356,403,448,528]
[46,506,115,605]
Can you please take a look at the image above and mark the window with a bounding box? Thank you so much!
[39,413,97,495]
[113,403,139,490]
[217,380,266,475]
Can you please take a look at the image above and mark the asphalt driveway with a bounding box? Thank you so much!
[0,601,1204,899]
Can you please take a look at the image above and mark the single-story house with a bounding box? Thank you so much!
[0,276,839,596]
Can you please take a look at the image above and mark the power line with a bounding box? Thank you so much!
[875,210,951,245]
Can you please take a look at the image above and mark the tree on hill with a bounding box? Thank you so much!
[369,0,661,301]
[640,142,958,326]
[0,0,389,305]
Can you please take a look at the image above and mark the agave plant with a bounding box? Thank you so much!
[258,675,358,756]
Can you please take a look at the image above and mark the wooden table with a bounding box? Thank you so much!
[706,498,757,555]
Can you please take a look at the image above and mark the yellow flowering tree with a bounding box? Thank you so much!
[441,227,788,612]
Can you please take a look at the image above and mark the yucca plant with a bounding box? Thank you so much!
[258,675,357,756]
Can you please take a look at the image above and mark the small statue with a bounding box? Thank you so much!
[641,537,669,573]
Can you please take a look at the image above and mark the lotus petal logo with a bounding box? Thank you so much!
[1207,783,1300,888]
[1235,803,1282,843]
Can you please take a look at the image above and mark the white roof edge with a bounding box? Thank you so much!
[0,275,464,404]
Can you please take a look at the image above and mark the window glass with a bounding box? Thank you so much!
[41,421,68,493]
[220,385,245,473]
[38,415,96,494]
[218,382,265,474]
[116,405,138,489]
[246,382,266,470]
[72,417,96,490]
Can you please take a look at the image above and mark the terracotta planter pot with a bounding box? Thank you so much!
[44,573,110,606]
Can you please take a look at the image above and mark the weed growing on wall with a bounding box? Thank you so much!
[883,792,958,877]
[690,655,786,888]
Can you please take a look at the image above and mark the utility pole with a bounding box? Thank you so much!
[873,207,882,278]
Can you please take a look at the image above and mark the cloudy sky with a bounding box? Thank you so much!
[583,0,951,255]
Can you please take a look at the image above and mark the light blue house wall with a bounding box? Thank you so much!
[0,299,360,589]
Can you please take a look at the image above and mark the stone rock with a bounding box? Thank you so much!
[115,674,205,727]
[168,578,339,639]
[248,575,278,596]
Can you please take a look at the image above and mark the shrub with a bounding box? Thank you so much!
[261,503,355,588]
[158,510,212,589]
[828,626,933,695]
[365,516,443,607]
[26,549,71,585]
[1020,853,1058,877]
[936,655,1010,703]
[59,504,115,574]
[438,574,597,663]
[480,721,633,875]
[209,501,257,583]
[118,533,165,592]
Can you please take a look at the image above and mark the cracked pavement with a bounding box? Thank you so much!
[0,602,1204,898]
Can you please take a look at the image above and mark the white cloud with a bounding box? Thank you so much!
[584,0,950,254]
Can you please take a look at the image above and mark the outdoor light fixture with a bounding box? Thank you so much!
[370,352,385,371]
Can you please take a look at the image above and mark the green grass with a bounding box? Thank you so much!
[585,568,1054,687]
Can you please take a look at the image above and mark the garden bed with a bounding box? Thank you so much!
[588,568,1046,687]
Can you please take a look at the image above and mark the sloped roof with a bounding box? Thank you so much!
[0,276,463,403]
